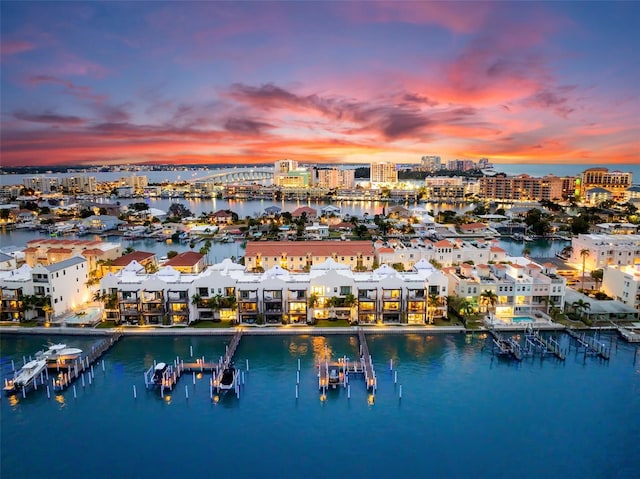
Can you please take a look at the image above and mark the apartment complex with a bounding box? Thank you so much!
[445,260,566,317]
[569,234,640,270]
[314,167,355,189]
[99,257,449,326]
[23,239,122,273]
[579,168,632,201]
[602,264,640,311]
[0,256,90,321]
[370,162,398,183]
[374,239,507,270]
[244,241,375,272]
[478,174,564,202]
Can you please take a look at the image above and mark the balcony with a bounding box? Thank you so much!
[358,290,377,300]
[288,291,307,301]
[142,291,163,303]
[407,290,426,300]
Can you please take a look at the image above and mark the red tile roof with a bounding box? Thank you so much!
[490,247,505,253]
[111,251,155,266]
[47,248,73,254]
[434,240,452,247]
[245,240,374,257]
[291,206,317,217]
[164,251,204,267]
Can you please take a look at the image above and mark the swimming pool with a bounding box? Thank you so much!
[511,316,535,323]
[64,307,102,326]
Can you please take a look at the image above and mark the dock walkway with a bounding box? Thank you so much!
[566,329,610,360]
[50,331,123,392]
[357,328,377,390]
[524,328,565,360]
[488,329,522,361]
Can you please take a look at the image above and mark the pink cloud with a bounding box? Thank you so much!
[1,40,36,56]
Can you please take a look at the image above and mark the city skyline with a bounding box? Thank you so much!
[1,1,638,167]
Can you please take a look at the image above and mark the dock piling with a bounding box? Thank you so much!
[81,374,85,388]
[399,385,402,399]
[185,385,189,400]
[295,384,299,399]
[390,358,393,371]
[190,345,193,357]
[193,371,196,385]
[133,385,137,399]
[296,370,299,384]
[73,385,77,399]
[394,370,398,384]
[46,386,50,399]
[101,360,105,372]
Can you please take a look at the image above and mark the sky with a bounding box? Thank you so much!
[1,1,639,167]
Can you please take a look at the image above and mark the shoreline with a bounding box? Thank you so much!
[0,322,583,337]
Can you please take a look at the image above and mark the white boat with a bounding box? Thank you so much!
[37,343,83,363]
[5,359,48,391]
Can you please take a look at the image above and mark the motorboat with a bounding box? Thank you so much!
[5,359,48,391]
[152,363,168,384]
[37,343,83,363]
[219,363,236,390]
[328,365,342,388]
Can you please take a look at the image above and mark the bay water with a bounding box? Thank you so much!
[1,332,638,479]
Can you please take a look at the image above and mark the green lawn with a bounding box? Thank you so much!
[189,320,234,328]
[0,320,39,327]
[315,319,351,328]
[96,320,118,329]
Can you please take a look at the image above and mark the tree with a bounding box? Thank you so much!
[167,203,192,218]
[479,290,498,323]
[580,248,590,291]
[123,246,135,255]
[571,299,591,320]
[167,250,179,259]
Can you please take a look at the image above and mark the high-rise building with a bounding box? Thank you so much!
[478,174,564,202]
[420,156,442,171]
[22,176,59,194]
[315,168,355,189]
[273,160,311,187]
[370,162,398,183]
[579,168,632,201]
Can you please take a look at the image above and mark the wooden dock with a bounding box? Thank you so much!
[50,331,123,392]
[524,329,565,360]
[213,330,243,393]
[610,322,640,343]
[488,329,522,361]
[357,328,376,391]
[565,329,610,360]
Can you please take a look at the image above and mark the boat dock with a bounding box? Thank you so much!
[610,322,640,343]
[523,328,566,360]
[212,329,243,393]
[317,355,364,392]
[565,329,610,360]
[488,329,523,361]
[357,328,377,390]
[51,332,123,392]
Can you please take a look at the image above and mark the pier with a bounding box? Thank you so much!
[523,328,566,360]
[212,329,243,394]
[49,331,123,392]
[565,329,610,360]
[357,328,377,390]
[488,329,522,361]
[609,322,640,343]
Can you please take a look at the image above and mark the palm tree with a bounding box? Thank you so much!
[41,295,53,323]
[572,299,591,320]
[427,293,440,324]
[479,290,498,324]
[580,248,590,291]
[590,269,603,291]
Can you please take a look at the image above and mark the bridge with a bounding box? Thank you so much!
[189,168,274,185]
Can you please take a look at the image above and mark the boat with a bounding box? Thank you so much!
[219,362,236,390]
[37,343,83,364]
[152,363,168,385]
[328,365,341,388]
[4,359,48,392]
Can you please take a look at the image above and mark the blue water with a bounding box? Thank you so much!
[1,333,638,479]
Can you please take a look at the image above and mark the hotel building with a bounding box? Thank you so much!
[579,168,632,201]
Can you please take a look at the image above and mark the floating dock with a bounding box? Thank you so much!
[357,328,377,390]
[565,329,610,360]
[488,329,522,361]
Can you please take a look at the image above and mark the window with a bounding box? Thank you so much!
[340,286,351,295]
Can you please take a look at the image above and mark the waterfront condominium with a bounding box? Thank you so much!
[579,167,632,202]
[478,174,565,202]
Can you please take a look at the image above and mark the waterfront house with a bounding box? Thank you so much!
[210,209,235,225]
[81,215,123,232]
[104,251,157,275]
[291,206,317,220]
[163,251,206,274]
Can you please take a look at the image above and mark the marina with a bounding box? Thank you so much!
[1,332,639,479]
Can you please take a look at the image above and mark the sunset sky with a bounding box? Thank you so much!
[1,1,638,167]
